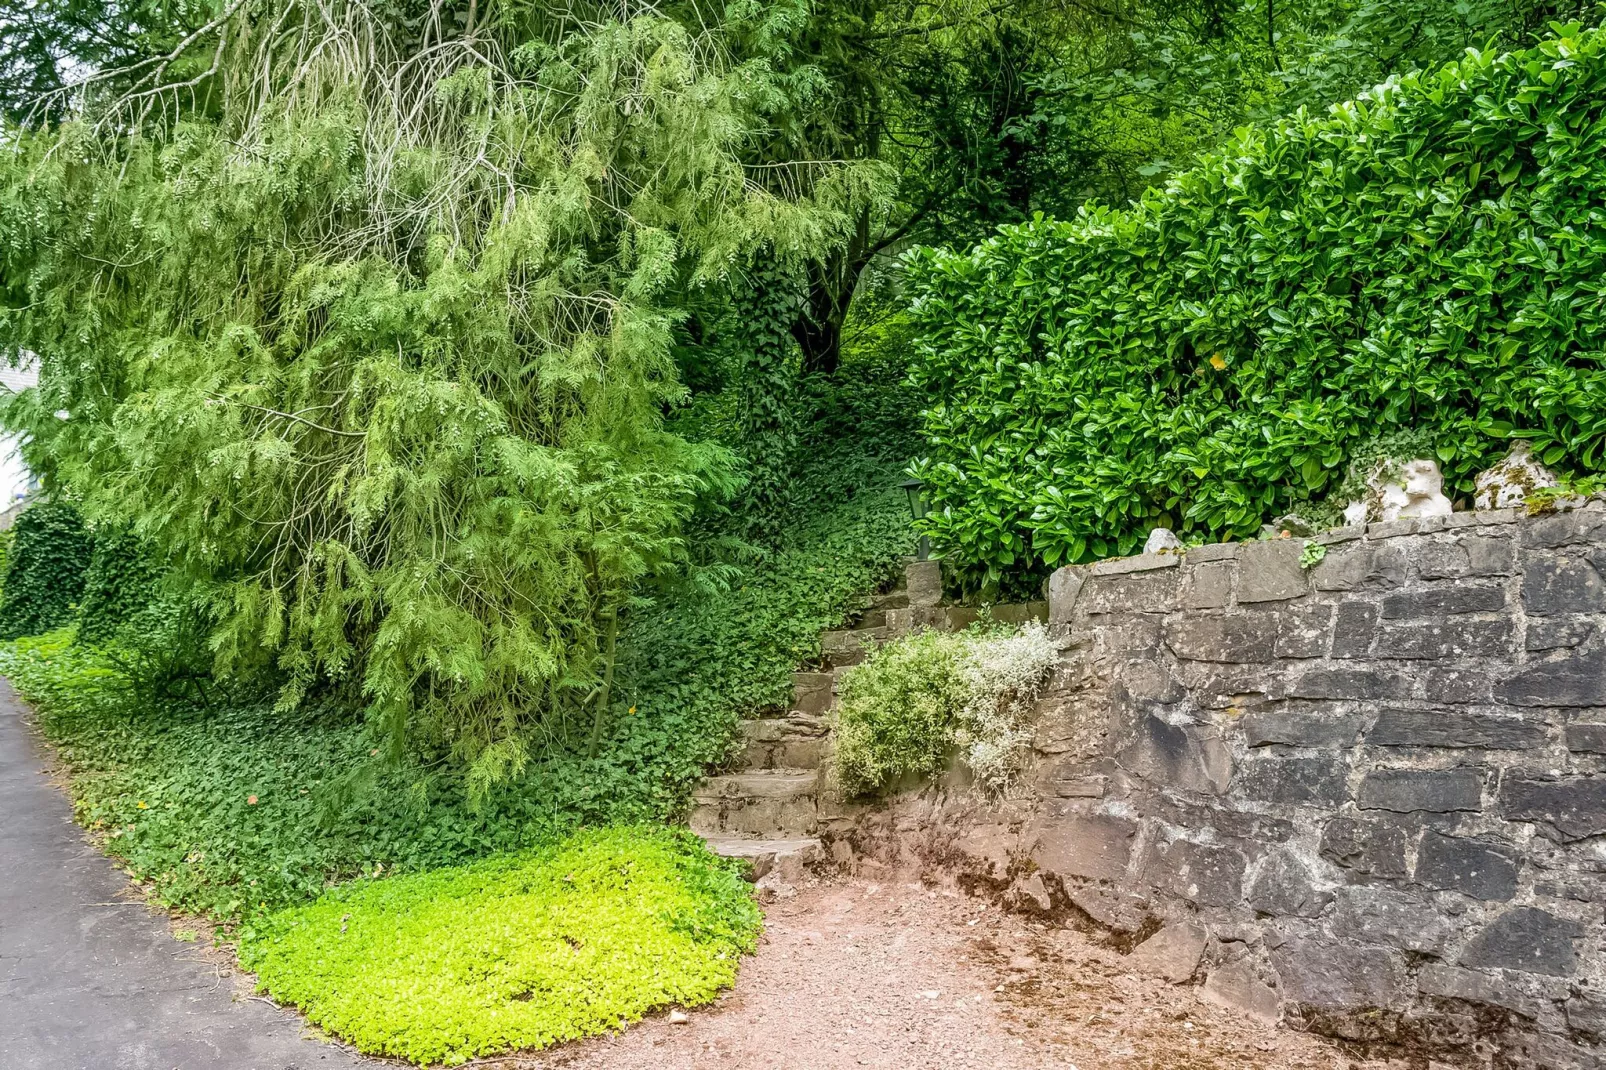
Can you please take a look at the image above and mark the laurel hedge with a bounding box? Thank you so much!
[906,24,1606,584]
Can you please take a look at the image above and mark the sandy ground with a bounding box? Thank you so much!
[491,876,1398,1070]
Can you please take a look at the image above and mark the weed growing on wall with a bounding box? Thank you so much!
[239,826,760,1066]
[834,622,1057,795]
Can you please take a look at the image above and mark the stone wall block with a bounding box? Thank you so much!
[1241,704,1370,748]
[1418,667,1492,704]
[1030,812,1138,882]
[1526,618,1596,651]
[1274,604,1332,659]
[1330,601,1378,658]
[1413,830,1521,901]
[1367,709,1546,750]
[1201,961,1281,1022]
[1313,546,1371,591]
[1292,666,1410,700]
[1357,768,1484,813]
[1165,614,1277,662]
[1319,817,1412,878]
[1236,540,1309,602]
[1368,543,1411,587]
[1380,584,1508,617]
[1417,535,1517,579]
[1495,649,1606,707]
[1497,774,1606,842]
[1047,565,1087,624]
[1271,934,1404,1010]
[1565,723,1606,754]
[1330,886,1452,953]
[1522,555,1606,615]
[1235,756,1350,806]
[1459,907,1584,977]
[1181,560,1236,609]
[1375,618,1514,659]
[1143,837,1249,908]
[1247,849,1333,918]
[1522,507,1606,549]
[1117,716,1234,795]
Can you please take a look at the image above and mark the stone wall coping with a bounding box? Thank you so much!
[1089,552,1181,576]
[1049,503,1606,618]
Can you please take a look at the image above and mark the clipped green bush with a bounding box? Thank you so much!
[0,502,93,639]
[907,25,1606,583]
[239,826,761,1066]
[76,527,163,645]
[834,622,1056,795]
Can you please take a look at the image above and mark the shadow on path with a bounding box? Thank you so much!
[0,680,376,1070]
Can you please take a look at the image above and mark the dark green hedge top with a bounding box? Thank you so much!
[906,25,1606,581]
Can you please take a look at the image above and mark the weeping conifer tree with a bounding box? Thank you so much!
[0,0,888,793]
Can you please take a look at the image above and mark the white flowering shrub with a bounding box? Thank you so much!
[833,621,1057,796]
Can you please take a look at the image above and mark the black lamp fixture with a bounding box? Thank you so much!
[900,478,932,561]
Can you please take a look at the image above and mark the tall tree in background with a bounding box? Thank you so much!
[0,0,886,789]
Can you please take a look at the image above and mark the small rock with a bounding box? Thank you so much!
[1011,872,1052,912]
[668,1008,689,1025]
[1343,500,1368,526]
[921,990,941,1000]
[1145,527,1183,554]
[1127,922,1208,983]
[1271,513,1315,537]
[1475,441,1558,510]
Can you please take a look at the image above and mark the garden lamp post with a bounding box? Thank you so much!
[900,478,932,561]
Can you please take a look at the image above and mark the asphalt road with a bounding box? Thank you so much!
[0,680,373,1070]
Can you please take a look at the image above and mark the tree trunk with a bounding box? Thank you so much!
[793,208,874,376]
[794,305,842,376]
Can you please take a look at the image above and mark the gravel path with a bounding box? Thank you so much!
[497,877,1392,1070]
[0,682,371,1070]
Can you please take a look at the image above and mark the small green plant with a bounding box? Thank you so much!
[238,826,761,1066]
[1299,541,1328,569]
[833,622,1057,796]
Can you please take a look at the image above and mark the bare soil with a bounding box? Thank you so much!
[490,876,1401,1070]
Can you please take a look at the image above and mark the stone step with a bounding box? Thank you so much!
[791,671,835,713]
[852,608,889,630]
[871,589,910,610]
[700,835,823,881]
[740,735,833,771]
[743,712,831,742]
[691,770,819,837]
[740,711,833,770]
[819,626,888,668]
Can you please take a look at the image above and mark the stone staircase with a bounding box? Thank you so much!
[690,565,931,879]
[690,559,1048,881]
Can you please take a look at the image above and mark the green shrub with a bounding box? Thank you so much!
[76,527,163,645]
[238,826,760,1066]
[834,622,1056,796]
[0,502,93,639]
[906,25,1606,585]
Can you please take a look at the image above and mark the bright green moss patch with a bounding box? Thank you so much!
[237,826,761,1066]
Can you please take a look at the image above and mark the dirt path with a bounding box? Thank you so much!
[499,877,1392,1070]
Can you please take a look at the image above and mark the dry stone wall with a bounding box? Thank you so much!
[877,505,1606,1068]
